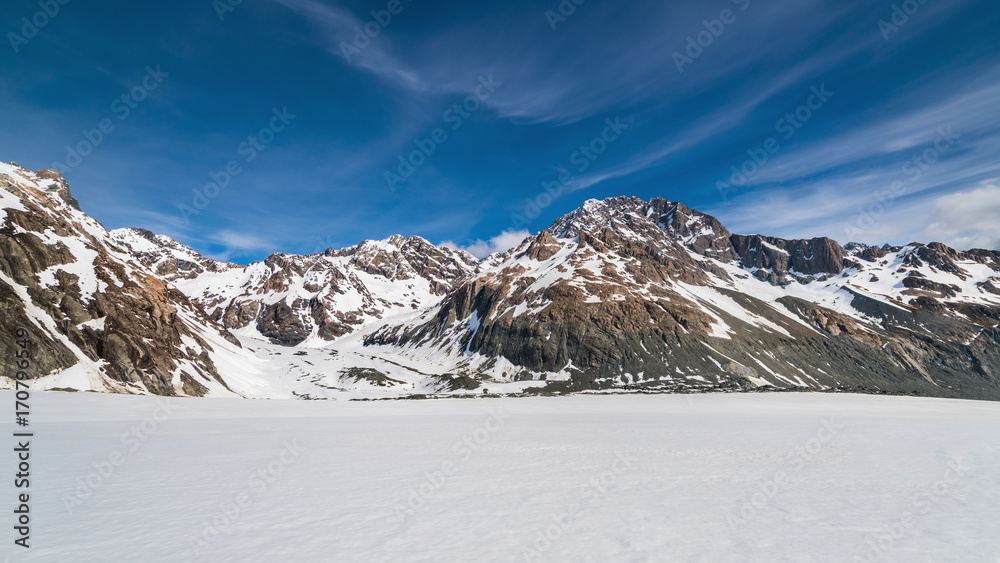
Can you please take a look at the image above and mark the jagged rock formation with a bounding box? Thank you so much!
[0,163,245,396]
[110,230,480,346]
[367,197,1000,400]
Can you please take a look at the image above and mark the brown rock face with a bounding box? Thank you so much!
[523,231,561,261]
[983,280,1000,296]
[222,300,260,329]
[0,278,78,379]
[257,300,311,346]
[966,249,1000,265]
[729,234,846,284]
[0,164,239,396]
[649,200,737,261]
[902,272,959,297]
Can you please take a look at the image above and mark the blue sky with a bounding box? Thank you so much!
[2,0,999,263]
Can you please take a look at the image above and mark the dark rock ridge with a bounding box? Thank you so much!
[729,235,846,284]
[550,197,850,284]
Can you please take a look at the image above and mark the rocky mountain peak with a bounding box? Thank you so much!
[1,162,80,211]
[1,163,245,397]
[548,196,648,239]
[35,168,81,210]
[108,228,235,280]
[548,196,733,257]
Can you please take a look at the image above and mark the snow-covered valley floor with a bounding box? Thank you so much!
[3,392,1000,562]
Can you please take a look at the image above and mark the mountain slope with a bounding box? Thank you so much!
[0,163,256,396]
[366,197,1000,400]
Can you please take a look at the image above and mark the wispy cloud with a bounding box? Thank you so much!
[701,68,1000,246]
[923,181,1000,250]
[270,0,469,94]
[440,229,531,258]
[203,230,279,262]
[741,76,1000,187]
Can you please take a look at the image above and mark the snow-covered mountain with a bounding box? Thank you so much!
[366,196,1000,399]
[2,164,999,400]
[109,228,480,346]
[0,162,255,397]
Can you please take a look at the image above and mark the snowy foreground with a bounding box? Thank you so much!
[3,392,1000,562]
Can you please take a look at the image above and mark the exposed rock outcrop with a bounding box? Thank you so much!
[367,197,1000,400]
[0,163,241,396]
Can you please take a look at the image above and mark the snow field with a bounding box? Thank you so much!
[2,391,999,562]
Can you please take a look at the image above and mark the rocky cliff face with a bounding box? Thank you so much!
[107,228,235,280]
[729,234,847,284]
[0,163,246,396]
[367,197,1000,400]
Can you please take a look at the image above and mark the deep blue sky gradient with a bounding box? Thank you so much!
[2,0,999,262]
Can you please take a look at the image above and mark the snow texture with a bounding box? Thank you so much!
[3,391,998,562]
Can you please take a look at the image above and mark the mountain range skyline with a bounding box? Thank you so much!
[4,161,999,401]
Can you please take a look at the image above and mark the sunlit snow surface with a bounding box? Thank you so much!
[4,392,999,562]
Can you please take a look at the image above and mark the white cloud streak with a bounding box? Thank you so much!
[923,182,1000,250]
[440,229,531,259]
